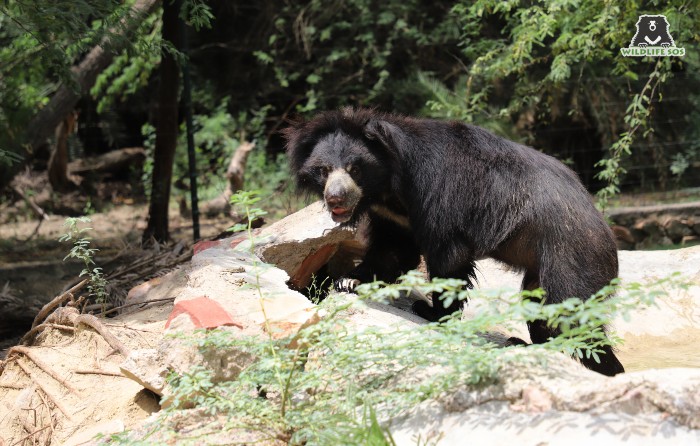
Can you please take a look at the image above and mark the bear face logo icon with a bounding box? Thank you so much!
[629,15,675,48]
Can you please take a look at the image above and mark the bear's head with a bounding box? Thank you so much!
[631,15,674,46]
[282,108,398,224]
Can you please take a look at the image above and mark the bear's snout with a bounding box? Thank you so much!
[323,169,362,223]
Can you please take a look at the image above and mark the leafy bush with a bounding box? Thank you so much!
[139,101,301,217]
[59,217,108,305]
[109,268,688,445]
[90,11,162,115]
[425,0,700,197]
[253,0,460,114]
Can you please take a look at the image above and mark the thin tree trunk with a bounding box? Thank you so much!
[0,0,158,191]
[142,0,181,244]
[48,111,78,192]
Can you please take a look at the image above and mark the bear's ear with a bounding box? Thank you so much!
[281,121,314,173]
[364,119,402,155]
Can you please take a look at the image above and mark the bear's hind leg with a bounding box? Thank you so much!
[528,320,624,376]
[532,269,625,376]
[505,270,540,346]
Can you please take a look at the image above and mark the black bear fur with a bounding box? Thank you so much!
[283,107,625,376]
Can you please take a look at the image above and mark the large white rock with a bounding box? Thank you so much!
[388,246,700,445]
[389,359,700,446]
[469,246,700,371]
[120,203,354,406]
[26,201,697,445]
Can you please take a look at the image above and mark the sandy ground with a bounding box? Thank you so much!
[0,302,174,445]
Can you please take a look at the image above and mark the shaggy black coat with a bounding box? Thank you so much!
[283,108,624,376]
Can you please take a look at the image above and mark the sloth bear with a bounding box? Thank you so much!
[630,14,675,48]
[283,108,624,376]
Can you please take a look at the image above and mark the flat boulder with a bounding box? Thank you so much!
[390,359,700,445]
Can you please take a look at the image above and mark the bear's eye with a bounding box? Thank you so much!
[348,164,360,177]
[318,166,330,178]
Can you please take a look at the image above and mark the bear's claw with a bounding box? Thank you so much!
[334,277,361,293]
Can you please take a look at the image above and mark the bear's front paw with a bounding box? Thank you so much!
[505,337,529,347]
[637,43,648,48]
[334,277,361,293]
[661,43,671,48]
[411,300,448,322]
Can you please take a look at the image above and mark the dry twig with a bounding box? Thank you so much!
[101,296,175,317]
[10,185,47,220]
[75,314,130,357]
[19,323,75,346]
[74,369,124,377]
[36,390,57,440]
[8,346,80,395]
[31,280,88,329]
[10,425,51,446]
[15,360,73,421]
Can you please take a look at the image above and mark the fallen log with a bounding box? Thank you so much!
[199,141,255,217]
[68,147,146,175]
[0,0,159,192]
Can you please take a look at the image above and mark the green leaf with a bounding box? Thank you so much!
[306,73,321,85]
[253,51,273,65]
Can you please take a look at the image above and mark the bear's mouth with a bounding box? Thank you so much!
[330,206,353,223]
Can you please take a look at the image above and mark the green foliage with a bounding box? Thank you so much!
[668,63,700,187]
[595,60,672,210]
[139,122,157,200]
[109,262,689,444]
[424,0,700,197]
[4,0,698,211]
[156,101,303,219]
[670,147,697,185]
[306,274,331,305]
[179,0,214,32]
[228,190,268,235]
[0,0,126,78]
[0,149,23,166]
[257,0,460,114]
[139,100,284,207]
[174,100,242,202]
[227,190,278,349]
[90,0,214,115]
[91,11,162,114]
[0,1,112,161]
[447,0,689,116]
[0,0,213,166]
[0,0,136,146]
[59,217,108,305]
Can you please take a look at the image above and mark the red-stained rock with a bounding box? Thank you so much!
[289,244,339,289]
[164,296,243,330]
[193,240,221,254]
